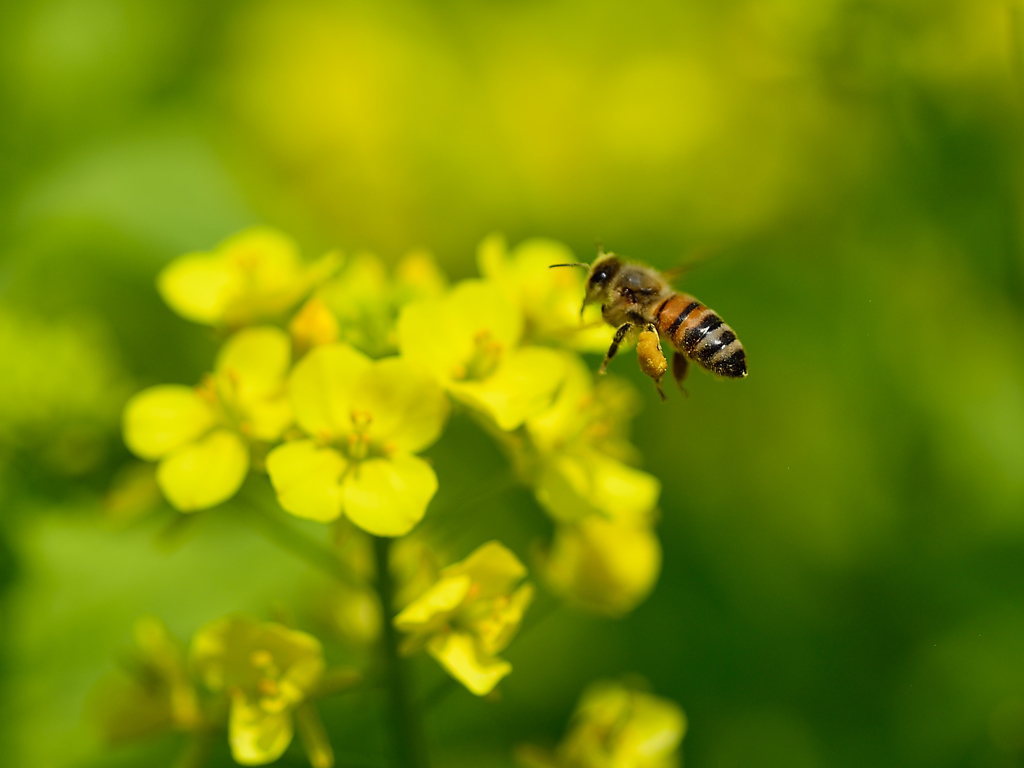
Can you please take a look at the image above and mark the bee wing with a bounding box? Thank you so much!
[662,264,691,285]
[664,245,724,287]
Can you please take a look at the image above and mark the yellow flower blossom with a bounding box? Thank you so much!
[398,279,565,431]
[90,617,200,743]
[477,233,613,352]
[516,681,687,768]
[122,326,292,511]
[541,516,662,617]
[190,616,325,766]
[158,227,339,327]
[394,541,533,696]
[525,355,660,524]
[265,343,448,536]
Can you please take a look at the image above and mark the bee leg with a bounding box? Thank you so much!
[672,351,690,396]
[599,323,633,374]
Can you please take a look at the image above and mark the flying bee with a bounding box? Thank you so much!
[551,249,747,399]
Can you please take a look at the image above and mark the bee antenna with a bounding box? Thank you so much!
[549,263,590,269]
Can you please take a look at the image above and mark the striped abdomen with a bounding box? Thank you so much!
[655,294,747,378]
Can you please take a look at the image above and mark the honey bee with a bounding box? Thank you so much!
[552,249,747,399]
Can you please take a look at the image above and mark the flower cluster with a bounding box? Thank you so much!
[191,616,328,765]
[394,541,534,695]
[111,226,677,763]
[124,227,662,615]
[92,615,355,766]
[523,355,663,616]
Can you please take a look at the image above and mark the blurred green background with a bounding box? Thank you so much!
[2,0,1024,766]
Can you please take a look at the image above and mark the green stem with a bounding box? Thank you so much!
[373,536,430,768]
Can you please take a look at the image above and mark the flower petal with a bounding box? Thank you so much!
[398,280,523,384]
[217,229,339,325]
[289,344,372,439]
[219,227,301,286]
[393,574,472,633]
[588,450,661,522]
[215,327,293,440]
[449,346,566,430]
[157,254,238,325]
[524,353,593,453]
[123,385,217,461]
[427,631,511,696]
[475,583,534,655]
[216,326,292,401]
[352,357,449,452]
[536,448,660,523]
[443,541,527,600]
[266,441,347,523]
[229,695,294,766]
[156,429,249,511]
[342,455,437,537]
[508,239,613,351]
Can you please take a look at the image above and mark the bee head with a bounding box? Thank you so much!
[585,255,621,301]
[548,250,622,317]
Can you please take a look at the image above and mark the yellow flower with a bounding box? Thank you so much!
[394,541,534,696]
[516,681,686,768]
[477,233,613,352]
[525,355,660,524]
[123,327,292,511]
[541,516,662,617]
[190,616,325,766]
[398,279,565,430]
[158,227,339,327]
[265,343,448,536]
[90,617,200,744]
